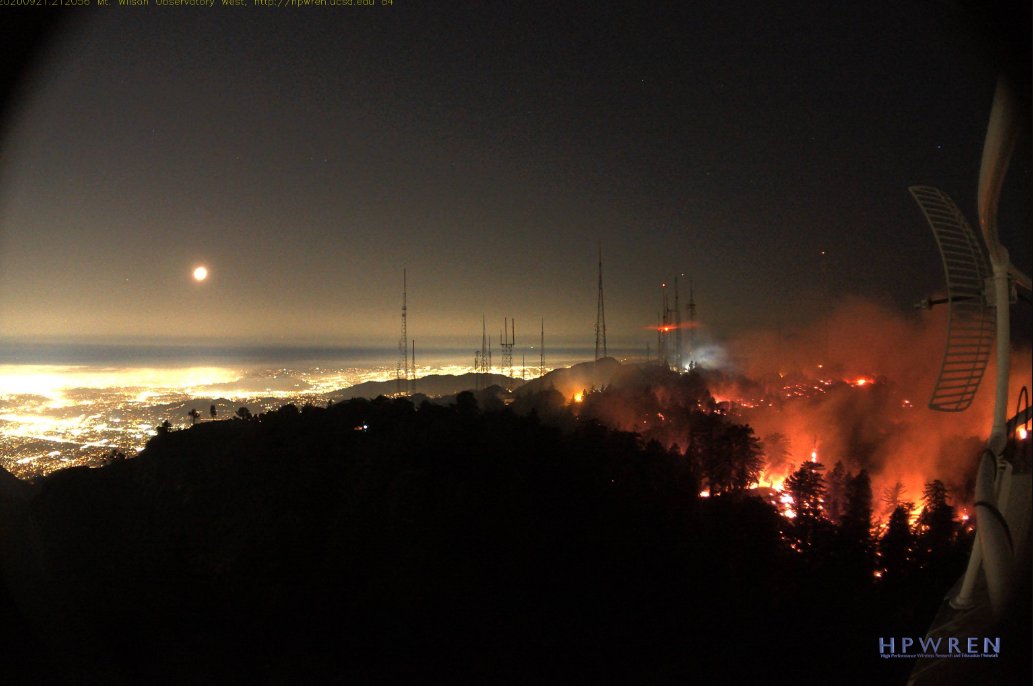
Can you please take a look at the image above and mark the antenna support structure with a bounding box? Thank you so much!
[909,77,1033,621]
[595,243,607,360]
[396,270,411,396]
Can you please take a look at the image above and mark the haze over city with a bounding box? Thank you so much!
[1,2,1028,352]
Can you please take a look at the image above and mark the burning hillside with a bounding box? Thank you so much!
[519,297,1031,526]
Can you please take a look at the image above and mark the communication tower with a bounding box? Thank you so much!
[687,277,698,369]
[674,274,683,370]
[595,244,607,360]
[500,318,515,381]
[396,270,410,395]
[475,315,491,391]
[657,281,678,368]
[539,318,545,378]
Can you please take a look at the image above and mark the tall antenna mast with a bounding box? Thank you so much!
[539,318,545,378]
[674,274,682,371]
[476,315,489,391]
[397,269,409,395]
[658,281,674,368]
[500,317,515,381]
[688,277,697,369]
[595,242,607,360]
[820,249,830,367]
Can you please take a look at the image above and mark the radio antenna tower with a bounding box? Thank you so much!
[658,281,669,367]
[539,318,545,378]
[820,249,830,367]
[500,317,515,381]
[396,269,410,395]
[595,243,607,360]
[674,274,683,371]
[475,315,490,391]
[687,277,697,369]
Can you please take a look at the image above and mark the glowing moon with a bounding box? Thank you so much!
[193,266,209,282]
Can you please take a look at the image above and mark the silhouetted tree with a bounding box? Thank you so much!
[455,390,478,415]
[824,461,848,524]
[916,479,956,565]
[786,460,825,547]
[236,407,252,420]
[879,503,914,580]
[881,480,907,517]
[187,408,200,425]
[839,469,874,573]
[762,431,792,477]
[155,420,172,435]
[277,403,300,417]
[210,404,217,420]
[786,461,825,521]
[511,388,566,422]
[843,470,873,532]
[690,411,725,492]
[719,423,764,492]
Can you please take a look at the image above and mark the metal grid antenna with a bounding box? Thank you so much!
[909,186,995,412]
[500,318,515,382]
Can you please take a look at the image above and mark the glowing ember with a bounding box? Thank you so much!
[699,489,711,498]
[573,391,584,403]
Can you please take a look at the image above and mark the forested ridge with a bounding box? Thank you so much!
[0,388,1016,684]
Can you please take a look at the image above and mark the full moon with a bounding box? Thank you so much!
[193,266,209,282]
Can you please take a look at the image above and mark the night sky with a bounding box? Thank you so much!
[0,1,1029,352]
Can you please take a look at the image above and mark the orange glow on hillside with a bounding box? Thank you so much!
[641,322,701,332]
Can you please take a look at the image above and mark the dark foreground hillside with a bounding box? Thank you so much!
[0,395,1008,684]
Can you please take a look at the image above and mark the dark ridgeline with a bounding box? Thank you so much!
[0,369,1009,685]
